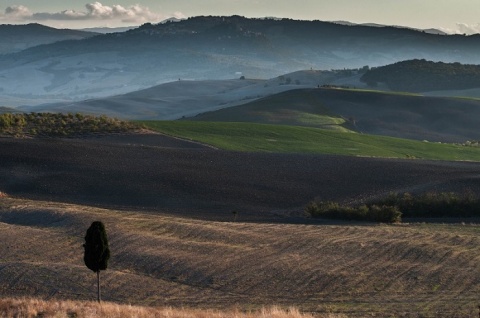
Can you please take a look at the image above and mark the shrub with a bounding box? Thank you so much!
[376,191,480,218]
[307,191,480,223]
[305,201,401,223]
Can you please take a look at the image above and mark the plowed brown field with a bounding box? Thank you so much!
[1,135,480,221]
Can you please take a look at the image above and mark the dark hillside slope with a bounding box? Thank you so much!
[1,137,480,221]
[361,59,480,92]
[191,88,480,143]
[0,23,96,54]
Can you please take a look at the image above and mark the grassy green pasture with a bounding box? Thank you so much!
[332,87,422,96]
[140,121,480,161]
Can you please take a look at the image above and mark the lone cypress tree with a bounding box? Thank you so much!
[83,221,110,302]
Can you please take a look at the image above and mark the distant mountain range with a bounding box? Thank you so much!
[0,23,96,54]
[2,16,480,106]
[331,21,448,35]
[77,26,136,34]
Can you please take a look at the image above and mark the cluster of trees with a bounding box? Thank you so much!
[306,191,480,222]
[361,59,480,92]
[0,113,139,137]
[277,75,301,85]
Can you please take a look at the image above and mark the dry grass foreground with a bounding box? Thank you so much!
[0,197,479,317]
[0,298,336,318]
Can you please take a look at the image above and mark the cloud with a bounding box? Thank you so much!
[2,2,181,24]
[4,5,31,19]
[455,23,480,35]
[438,23,480,35]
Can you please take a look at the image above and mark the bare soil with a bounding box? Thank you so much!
[1,134,480,222]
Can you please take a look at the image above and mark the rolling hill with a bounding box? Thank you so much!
[140,121,480,161]
[1,127,480,317]
[0,23,97,55]
[361,59,480,92]
[189,88,480,143]
[3,16,480,105]
[2,135,480,217]
[18,70,367,118]
[0,196,478,317]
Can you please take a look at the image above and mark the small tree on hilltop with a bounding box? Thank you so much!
[83,221,110,302]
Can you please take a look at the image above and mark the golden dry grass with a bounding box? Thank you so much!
[0,298,338,318]
[0,197,479,317]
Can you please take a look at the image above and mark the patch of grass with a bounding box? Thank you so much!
[249,110,351,132]
[0,298,323,318]
[140,121,480,161]
[328,87,422,96]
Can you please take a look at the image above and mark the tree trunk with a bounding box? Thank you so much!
[97,271,101,303]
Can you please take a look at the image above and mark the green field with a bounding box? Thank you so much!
[330,87,422,96]
[140,121,480,161]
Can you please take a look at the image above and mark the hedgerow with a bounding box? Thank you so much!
[376,191,480,218]
[0,113,139,137]
[306,191,480,222]
[305,201,401,223]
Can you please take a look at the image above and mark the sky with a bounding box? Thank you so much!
[1,0,480,34]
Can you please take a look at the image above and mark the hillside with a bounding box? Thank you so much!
[1,128,480,317]
[189,88,480,143]
[2,16,480,104]
[361,59,480,92]
[2,135,480,218]
[0,106,22,114]
[0,197,478,317]
[19,70,367,118]
[0,23,96,54]
[142,121,480,161]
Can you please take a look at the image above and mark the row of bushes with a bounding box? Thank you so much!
[0,113,139,137]
[306,201,402,223]
[306,191,480,223]
[376,191,480,218]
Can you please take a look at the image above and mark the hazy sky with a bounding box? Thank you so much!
[1,1,480,34]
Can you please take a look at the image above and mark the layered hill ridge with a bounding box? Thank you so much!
[19,70,366,119]
[0,23,97,55]
[361,59,480,92]
[3,16,480,105]
[174,87,480,143]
